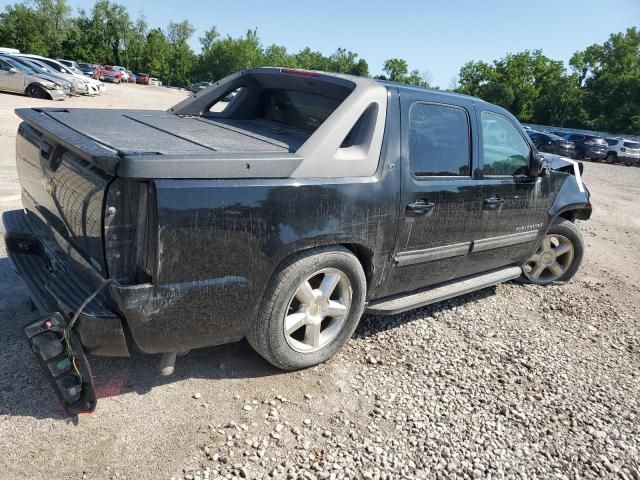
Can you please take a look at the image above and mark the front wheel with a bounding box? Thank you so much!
[606,153,616,164]
[522,219,584,285]
[27,84,51,99]
[247,246,367,370]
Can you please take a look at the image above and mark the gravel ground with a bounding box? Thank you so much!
[0,86,638,480]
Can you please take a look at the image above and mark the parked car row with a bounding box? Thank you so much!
[0,51,106,100]
[0,48,166,100]
[525,127,639,166]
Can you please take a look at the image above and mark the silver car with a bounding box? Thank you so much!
[8,56,74,95]
[0,56,66,100]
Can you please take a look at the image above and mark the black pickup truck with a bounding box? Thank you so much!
[2,68,591,414]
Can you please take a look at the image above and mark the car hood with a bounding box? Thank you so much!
[34,73,69,87]
[541,153,579,171]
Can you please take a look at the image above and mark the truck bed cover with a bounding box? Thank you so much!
[15,108,306,178]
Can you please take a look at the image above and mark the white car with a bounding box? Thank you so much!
[149,77,162,86]
[16,54,105,95]
[605,137,640,166]
[56,59,84,76]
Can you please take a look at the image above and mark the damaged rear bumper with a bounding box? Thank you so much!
[24,312,97,416]
[2,209,130,357]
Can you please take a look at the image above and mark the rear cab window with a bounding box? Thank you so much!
[408,102,471,177]
[480,111,530,176]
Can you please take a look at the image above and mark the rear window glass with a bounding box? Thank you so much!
[624,142,640,149]
[256,89,342,132]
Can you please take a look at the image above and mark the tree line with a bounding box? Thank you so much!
[1,1,637,135]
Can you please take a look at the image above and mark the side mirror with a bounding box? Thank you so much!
[529,151,548,177]
[9,67,18,74]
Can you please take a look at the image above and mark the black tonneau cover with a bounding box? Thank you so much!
[15,108,305,178]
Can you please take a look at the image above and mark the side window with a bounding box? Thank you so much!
[409,103,471,177]
[0,60,9,71]
[480,111,530,176]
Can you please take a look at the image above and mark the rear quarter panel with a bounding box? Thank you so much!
[118,175,400,353]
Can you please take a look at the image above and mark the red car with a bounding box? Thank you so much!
[136,73,149,85]
[95,65,122,84]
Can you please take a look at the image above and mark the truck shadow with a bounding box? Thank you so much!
[0,255,498,421]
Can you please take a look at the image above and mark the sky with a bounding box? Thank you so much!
[61,0,640,87]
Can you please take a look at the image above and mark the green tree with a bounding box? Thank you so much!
[199,29,264,81]
[31,0,71,57]
[263,44,295,68]
[381,58,430,86]
[143,27,170,80]
[294,47,330,71]
[570,28,640,134]
[0,3,48,54]
[382,58,409,82]
[165,20,196,87]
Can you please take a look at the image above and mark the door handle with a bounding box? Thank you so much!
[483,197,505,211]
[406,200,435,216]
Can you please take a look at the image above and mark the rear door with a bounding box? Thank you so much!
[384,91,483,297]
[463,109,549,274]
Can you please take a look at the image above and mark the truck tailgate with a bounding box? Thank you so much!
[15,113,117,275]
[13,107,302,276]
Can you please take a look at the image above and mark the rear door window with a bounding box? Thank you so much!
[408,102,471,177]
[480,111,530,176]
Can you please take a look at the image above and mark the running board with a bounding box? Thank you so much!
[365,266,522,315]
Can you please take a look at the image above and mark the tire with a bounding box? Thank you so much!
[26,84,51,100]
[247,246,367,370]
[522,219,584,285]
[606,153,616,164]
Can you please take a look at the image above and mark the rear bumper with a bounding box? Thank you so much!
[585,149,606,159]
[2,209,130,357]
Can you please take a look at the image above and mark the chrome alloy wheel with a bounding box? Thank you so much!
[523,234,575,283]
[283,268,352,353]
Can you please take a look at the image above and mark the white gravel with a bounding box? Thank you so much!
[0,87,638,480]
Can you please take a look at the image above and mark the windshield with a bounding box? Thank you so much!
[14,58,47,74]
[4,57,35,74]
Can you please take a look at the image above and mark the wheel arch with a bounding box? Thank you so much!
[271,240,376,291]
[24,82,52,100]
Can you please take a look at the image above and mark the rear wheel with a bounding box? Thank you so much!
[247,246,366,370]
[606,153,617,164]
[26,84,51,100]
[522,219,584,285]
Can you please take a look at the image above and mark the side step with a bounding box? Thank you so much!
[365,266,522,316]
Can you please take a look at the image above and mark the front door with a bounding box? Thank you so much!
[0,59,25,92]
[463,109,550,274]
[384,93,483,297]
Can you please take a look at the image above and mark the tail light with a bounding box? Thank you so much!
[103,179,157,284]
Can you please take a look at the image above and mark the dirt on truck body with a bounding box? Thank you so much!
[2,67,591,415]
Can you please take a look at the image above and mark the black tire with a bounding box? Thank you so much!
[522,218,584,285]
[606,153,616,164]
[247,246,366,370]
[26,84,51,100]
